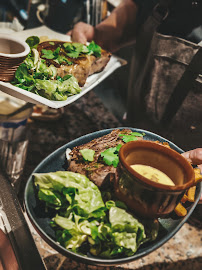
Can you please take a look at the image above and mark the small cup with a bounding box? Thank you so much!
[115,140,196,219]
[0,34,30,82]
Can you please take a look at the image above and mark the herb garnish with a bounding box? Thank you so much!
[26,36,40,49]
[100,132,145,167]
[80,149,95,162]
[41,47,73,65]
[63,41,101,58]
[87,41,102,57]
[101,144,122,168]
[119,132,145,143]
[41,49,56,59]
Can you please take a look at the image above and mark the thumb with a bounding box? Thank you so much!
[181,148,202,165]
[67,30,72,36]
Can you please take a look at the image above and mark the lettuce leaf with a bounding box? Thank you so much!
[34,76,81,100]
[34,171,105,215]
[109,206,146,252]
[33,171,158,258]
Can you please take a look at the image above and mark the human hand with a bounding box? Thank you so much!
[67,22,95,44]
[67,0,138,52]
[181,148,202,171]
[182,148,202,203]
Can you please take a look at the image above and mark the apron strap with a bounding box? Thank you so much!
[127,0,173,124]
[161,46,202,126]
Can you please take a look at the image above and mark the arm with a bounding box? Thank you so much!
[68,0,139,52]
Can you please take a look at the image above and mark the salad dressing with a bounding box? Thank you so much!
[130,164,175,186]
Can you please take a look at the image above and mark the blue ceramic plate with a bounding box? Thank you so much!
[24,128,202,266]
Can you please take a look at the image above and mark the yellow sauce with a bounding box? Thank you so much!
[131,164,175,186]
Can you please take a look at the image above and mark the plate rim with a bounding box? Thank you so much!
[24,127,202,266]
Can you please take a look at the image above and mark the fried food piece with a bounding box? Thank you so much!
[154,141,171,148]
[187,186,196,202]
[181,194,188,203]
[194,167,202,182]
[174,203,187,217]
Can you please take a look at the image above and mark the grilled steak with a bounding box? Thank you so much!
[37,41,111,86]
[68,129,143,187]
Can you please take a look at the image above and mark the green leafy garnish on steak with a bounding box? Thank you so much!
[63,42,88,58]
[87,41,102,57]
[119,132,144,143]
[41,49,56,59]
[41,48,73,65]
[101,144,122,168]
[63,41,101,58]
[80,149,95,162]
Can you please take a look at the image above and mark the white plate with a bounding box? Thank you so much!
[0,26,127,109]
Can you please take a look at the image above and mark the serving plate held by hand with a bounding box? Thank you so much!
[0,26,127,109]
[24,128,202,266]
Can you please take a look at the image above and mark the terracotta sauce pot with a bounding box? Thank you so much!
[115,140,198,219]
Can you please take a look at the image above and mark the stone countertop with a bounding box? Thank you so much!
[20,91,202,270]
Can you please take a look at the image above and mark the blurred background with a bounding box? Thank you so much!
[0,0,115,33]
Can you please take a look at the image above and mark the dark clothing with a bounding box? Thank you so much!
[133,0,202,43]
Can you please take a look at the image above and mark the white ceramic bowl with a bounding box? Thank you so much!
[0,34,30,82]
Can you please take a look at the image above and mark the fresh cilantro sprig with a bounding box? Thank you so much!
[56,55,72,65]
[63,41,101,58]
[101,144,122,168]
[119,132,145,143]
[63,43,88,58]
[41,49,55,59]
[41,48,72,65]
[41,47,61,60]
[87,41,101,57]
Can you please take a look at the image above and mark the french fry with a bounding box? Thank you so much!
[194,167,201,174]
[163,142,170,148]
[181,193,188,203]
[194,168,202,182]
[174,203,187,217]
[154,141,171,148]
[187,186,196,202]
[176,168,200,217]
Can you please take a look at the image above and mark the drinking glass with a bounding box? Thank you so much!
[0,136,29,193]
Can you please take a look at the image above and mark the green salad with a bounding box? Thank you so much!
[34,171,158,258]
[12,36,101,101]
